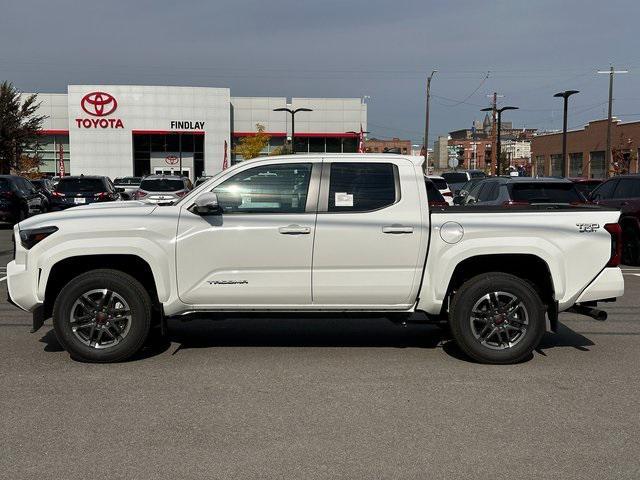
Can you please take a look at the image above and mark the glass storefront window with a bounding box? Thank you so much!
[343,138,357,153]
[590,151,606,178]
[294,137,308,154]
[569,153,583,177]
[535,155,545,176]
[326,138,341,153]
[551,154,563,177]
[309,137,324,153]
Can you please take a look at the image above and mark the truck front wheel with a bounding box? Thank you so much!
[52,269,152,363]
[449,273,545,364]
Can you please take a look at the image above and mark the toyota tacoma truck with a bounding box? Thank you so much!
[7,155,625,364]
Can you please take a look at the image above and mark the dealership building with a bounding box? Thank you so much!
[25,85,368,180]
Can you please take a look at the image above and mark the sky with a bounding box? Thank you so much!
[1,0,639,144]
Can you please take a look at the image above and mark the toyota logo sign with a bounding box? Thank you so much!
[165,155,179,165]
[81,91,118,117]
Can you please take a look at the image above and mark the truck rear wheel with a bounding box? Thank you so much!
[449,273,545,364]
[52,269,152,363]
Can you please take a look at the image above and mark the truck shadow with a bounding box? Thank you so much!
[38,316,595,363]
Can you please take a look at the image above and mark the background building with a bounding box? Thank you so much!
[25,86,367,180]
[531,118,640,178]
[432,135,449,170]
[365,137,411,154]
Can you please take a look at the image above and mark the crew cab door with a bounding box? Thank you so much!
[311,158,426,307]
[176,160,320,306]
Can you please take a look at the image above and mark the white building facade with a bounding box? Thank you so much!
[27,85,367,180]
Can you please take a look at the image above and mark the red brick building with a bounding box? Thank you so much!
[531,119,640,178]
[365,137,411,155]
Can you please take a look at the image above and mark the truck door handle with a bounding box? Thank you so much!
[279,225,311,235]
[382,225,414,234]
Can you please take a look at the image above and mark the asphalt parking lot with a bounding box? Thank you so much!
[0,225,639,479]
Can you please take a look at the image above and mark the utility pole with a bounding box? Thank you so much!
[423,70,437,170]
[598,66,628,176]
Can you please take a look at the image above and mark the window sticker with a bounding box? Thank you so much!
[335,192,354,207]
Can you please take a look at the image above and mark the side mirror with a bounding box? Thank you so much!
[194,192,223,215]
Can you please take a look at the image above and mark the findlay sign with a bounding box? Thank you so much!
[170,121,205,130]
[75,92,124,129]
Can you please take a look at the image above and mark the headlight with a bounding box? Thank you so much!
[19,226,58,250]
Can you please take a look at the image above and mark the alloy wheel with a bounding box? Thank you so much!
[69,289,132,349]
[469,291,529,350]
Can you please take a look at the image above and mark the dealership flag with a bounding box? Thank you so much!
[357,125,366,153]
[223,140,229,170]
[58,144,65,176]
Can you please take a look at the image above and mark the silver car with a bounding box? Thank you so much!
[113,176,142,200]
[134,175,192,204]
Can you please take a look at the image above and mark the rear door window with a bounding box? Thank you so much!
[509,183,582,203]
[477,182,499,202]
[328,163,398,212]
[612,178,640,199]
[591,179,618,200]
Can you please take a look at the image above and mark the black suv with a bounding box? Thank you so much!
[0,175,46,224]
[51,176,122,210]
[589,175,640,265]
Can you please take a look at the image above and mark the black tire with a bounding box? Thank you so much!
[622,225,640,266]
[449,273,546,364]
[52,269,152,363]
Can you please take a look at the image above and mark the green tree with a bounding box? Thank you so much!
[234,123,270,160]
[0,81,46,175]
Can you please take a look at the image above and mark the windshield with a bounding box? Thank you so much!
[139,178,185,192]
[469,171,486,178]
[430,178,448,190]
[114,177,141,185]
[442,172,468,184]
[509,183,583,203]
[55,178,105,193]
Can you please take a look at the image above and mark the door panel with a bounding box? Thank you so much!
[312,160,424,306]
[176,161,318,306]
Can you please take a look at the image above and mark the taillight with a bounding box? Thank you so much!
[429,201,449,208]
[95,192,109,200]
[604,223,622,267]
[175,190,187,197]
[0,191,14,198]
[503,201,530,207]
[52,191,64,197]
[135,190,148,199]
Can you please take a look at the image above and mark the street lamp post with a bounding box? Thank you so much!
[273,107,313,154]
[481,105,518,175]
[554,90,579,177]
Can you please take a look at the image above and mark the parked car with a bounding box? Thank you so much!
[589,175,640,265]
[134,175,192,204]
[452,177,485,205]
[8,155,624,364]
[31,178,55,211]
[441,170,486,193]
[195,176,214,187]
[425,178,448,208]
[113,176,142,200]
[50,175,122,210]
[426,175,453,205]
[462,177,586,206]
[0,175,46,224]
[570,178,603,198]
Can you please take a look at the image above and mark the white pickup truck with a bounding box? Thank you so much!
[7,155,625,364]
